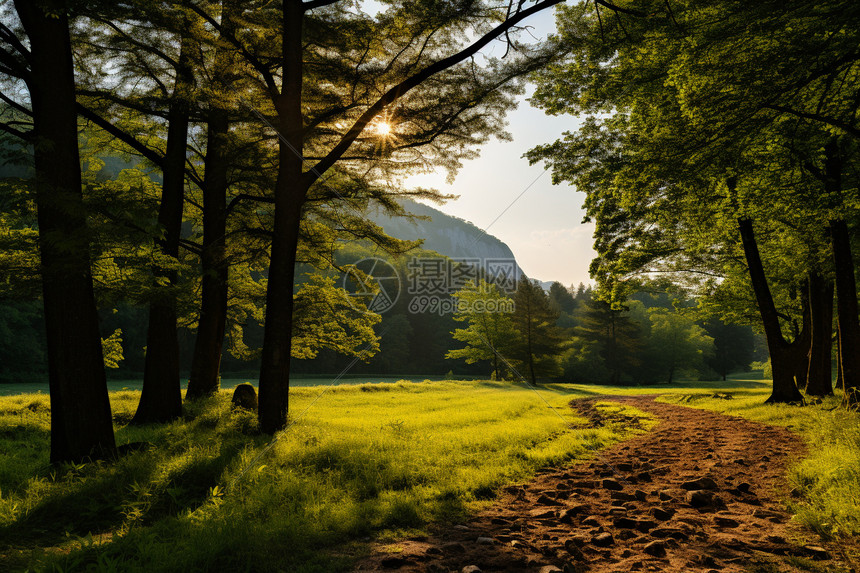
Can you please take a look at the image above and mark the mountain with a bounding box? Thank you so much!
[369,199,523,273]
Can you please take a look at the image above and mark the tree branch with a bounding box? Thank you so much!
[303,0,342,10]
[187,1,280,97]
[763,103,860,139]
[0,88,31,116]
[305,0,567,187]
[0,21,30,60]
[0,120,29,140]
[226,193,276,215]
[76,103,166,168]
[595,0,647,17]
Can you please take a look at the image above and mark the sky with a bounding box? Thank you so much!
[401,7,596,288]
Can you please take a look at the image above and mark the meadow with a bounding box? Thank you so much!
[1,377,858,572]
[0,375,466,396]
[0,379,648,572]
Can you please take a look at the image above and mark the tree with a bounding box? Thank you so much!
[4,0,116,462]
[527,0,859,402]
[644,308,714,384]
[548,281,576,315]
[446,279,517,379]
[511,277,564,384]
[291,274,380,360]
[244,0,568,432]
[130,12,196,425]
[574,297,641,385]
[702,320,755,381]
[187,0,239,399]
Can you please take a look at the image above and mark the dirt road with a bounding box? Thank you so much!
[356,395,851,572]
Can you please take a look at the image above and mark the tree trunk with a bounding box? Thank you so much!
[132,35,194,424]
[188,0,237,400]
[836,322,844,391]
[831,219,860,402]
[792,281,812,391]
[805,272,834,396]
[258,0,305,434]
[737,218,805,403]
[15,0,116,462]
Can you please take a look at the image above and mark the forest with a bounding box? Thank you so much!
[1,0,860,571]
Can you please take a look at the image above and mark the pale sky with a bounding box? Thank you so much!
[402,7,596,288]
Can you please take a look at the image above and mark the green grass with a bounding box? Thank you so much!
[658,387,860,542]
[0,380,651,572]
[0,375,477,396]
[4,375,859,571]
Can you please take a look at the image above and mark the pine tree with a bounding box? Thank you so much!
[511,277,564,385]
[575,298,641,385]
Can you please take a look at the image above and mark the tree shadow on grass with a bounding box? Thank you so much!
[0,438,248,551]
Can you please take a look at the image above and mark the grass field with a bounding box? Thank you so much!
[0,375,472,396]
[2,376,858,572]
[0,379,653,572]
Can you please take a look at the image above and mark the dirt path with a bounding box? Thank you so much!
[355,395,851,572]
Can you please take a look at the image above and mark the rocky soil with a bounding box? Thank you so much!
[355,395,854,572]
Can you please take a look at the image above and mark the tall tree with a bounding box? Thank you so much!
[238,0,568,432]
[187,0,239,399]
[511,276,564,384]
[702,320,755,381]
[446,279,517,379]
[5,0,116,461]
[131,21,195,424]
[644,308,714,384]
[574,297,641,385]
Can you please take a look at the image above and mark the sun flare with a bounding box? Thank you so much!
[374,121,393,136]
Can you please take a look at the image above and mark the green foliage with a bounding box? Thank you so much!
[527,0,860,339]
[0,300,46,382]
[510,277,566,383]
[641,308,714,384]
[559,286,738,385]
[0,381,648,572]
[292,274,381,361]
[446,279,517,378]
[569,297,641,384]
[101,328,125,369]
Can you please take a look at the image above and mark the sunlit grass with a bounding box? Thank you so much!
[4,376,856,570]
[0,380,647,572]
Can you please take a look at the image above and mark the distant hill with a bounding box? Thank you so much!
[368,199,524,274]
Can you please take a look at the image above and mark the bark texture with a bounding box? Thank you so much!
[258,0,306,433]
[188,0,238,399]
[805,272,833,396]
[16,0,116,462]
[132,34,194,424]
[738,218,806,403]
